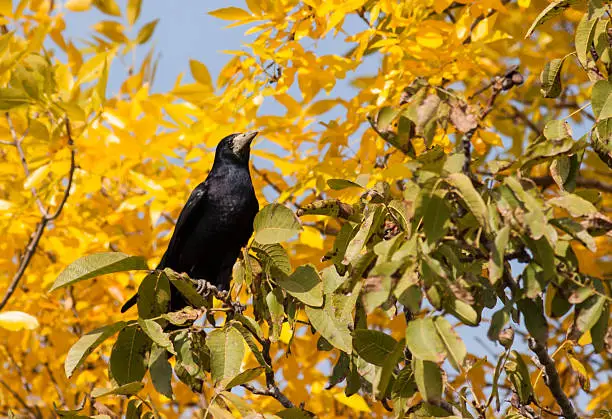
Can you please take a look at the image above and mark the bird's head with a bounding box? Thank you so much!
[215,131,258,164]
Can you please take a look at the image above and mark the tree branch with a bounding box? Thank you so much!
[0,118,76,311]
[531,175,612,193]
[528,338,578,419]
[241,383,294,409]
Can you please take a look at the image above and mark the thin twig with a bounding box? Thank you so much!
[528,338,578,419]
[6,113,47,216]
[0,118,76,311]
[531,175,612,193]
[0,378,41,418]
[241,383,294,408]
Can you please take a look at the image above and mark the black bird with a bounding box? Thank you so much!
[121,131,259,313]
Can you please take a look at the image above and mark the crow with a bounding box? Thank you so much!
[121,131,259,313]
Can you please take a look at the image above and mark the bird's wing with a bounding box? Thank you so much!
[121,182,210,313]
[158,181,210,269]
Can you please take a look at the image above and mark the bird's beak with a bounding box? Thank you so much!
[232,131,258,154]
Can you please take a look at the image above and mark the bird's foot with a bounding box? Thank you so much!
[193,279,215,297]
[228,300,246,314]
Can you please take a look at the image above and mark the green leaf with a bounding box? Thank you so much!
[253,242,291,275]
[352,329,398,366]
[278,265,323,307]
[376,106,398,130]
[413,359,443,402]
[551,218,596,252]
[91,382,144,398]
[343,205,384,264]
[321,266,346,295]
[149,343,172,398]
[224,367,264,390]
[305,305,352,353]
[447,173,488,230]
[575,294,606,334]
[136,19,159,44]
[126,399,143,419]
[505,351,533,404]
[138,318,174,353]
[539,57,568,98]
[548,194,599,217]
[0,87,34,110]
[64,321,126,378]
[591,303,609,352]
[138,271,171,319]
[377,338,406,398]
[327,178,364,190]
[591,80,612,118]
[446,298,480,326]
[418,193,450,246]
[525,0,574,39]
[109,326,151,385]
[163,268,207,308]
[487,310,510,343]
[276,408,315,419]
[489,225,510,284]
[434,316,466,372]
[207,326,245,387]
[266,288,284,342]
[575,10,602,66]
[517,298,548,343]
[50,252,148,292]
[405,318,446,363]
[392,367,417,417]
[254,204,302,244]
[544,119,572,140]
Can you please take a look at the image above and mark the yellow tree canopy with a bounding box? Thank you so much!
[0,0,610,418]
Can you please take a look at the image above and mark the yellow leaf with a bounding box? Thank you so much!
[24,163,50,190]
[472,16,493,42]
[0,0,11,16]
[93,20,127,43]
[306,99,341,116]
[416,30,444,48]
[127,0,142,25]
[333,393,371,412]
[0,199,12,211]
[136,19,159,44]
[65,0,92,12]
[479,131,503,146]
[93,0,121,16]
[566,350,590,391]
[433,0,454,14]
[208,7,251,21]
[0,311,39,331]
[189,59,213,88]
[279,322,292,344]
[518,0,530,8]
[300,226,324,250]
[578,330,591,346]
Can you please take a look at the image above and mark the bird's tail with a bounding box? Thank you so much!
[120,293,138,313]
[121,259,166,313]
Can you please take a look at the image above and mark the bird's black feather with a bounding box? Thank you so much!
[121,132,259,313]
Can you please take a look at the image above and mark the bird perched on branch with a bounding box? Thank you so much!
[121,131,259,313]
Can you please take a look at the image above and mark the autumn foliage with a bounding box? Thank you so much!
[0,0,611,418]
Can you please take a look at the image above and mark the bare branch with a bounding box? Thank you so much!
[531,175,612,193]
[241,383,294,408]
[0,118,76,311]
[528,338,578,419]
[6,113,47,216]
